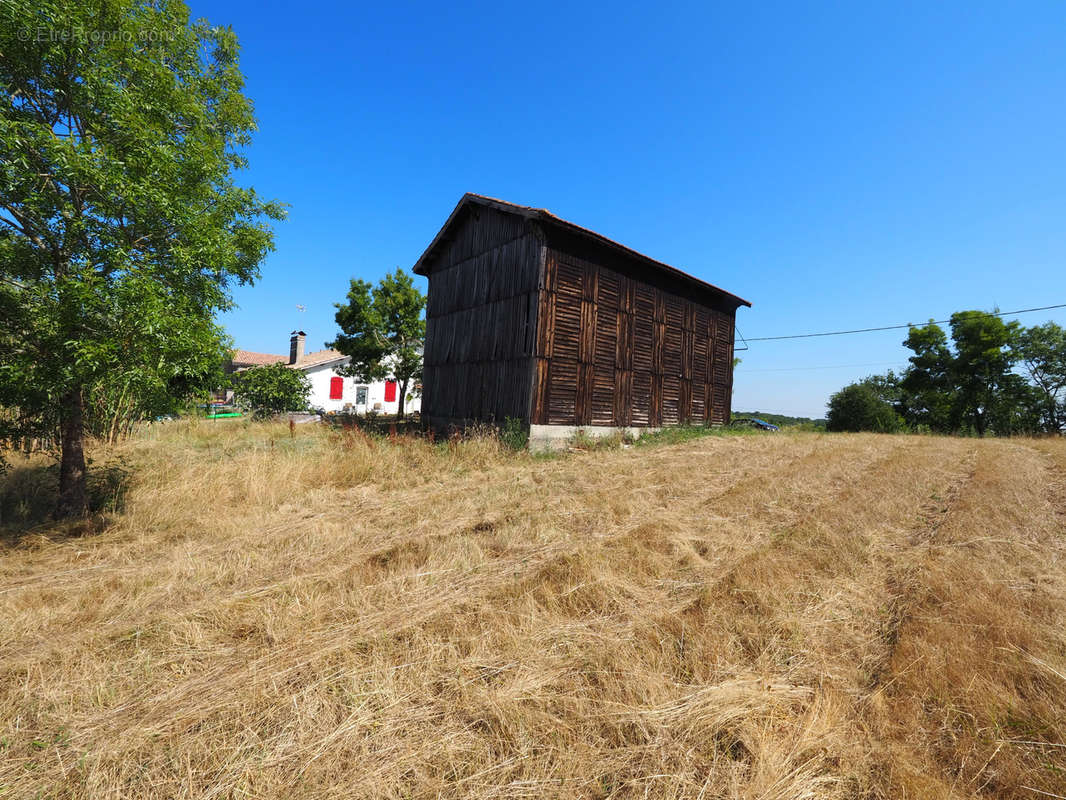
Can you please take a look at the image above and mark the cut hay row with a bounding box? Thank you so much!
[0,423,1064,798]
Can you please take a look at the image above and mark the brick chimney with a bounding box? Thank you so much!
[289,330,306,364]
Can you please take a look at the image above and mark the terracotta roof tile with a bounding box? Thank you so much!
[231,350,287,367]
[231,346,349,371]
[291,349,347,369]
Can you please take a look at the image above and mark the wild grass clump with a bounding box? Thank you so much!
[567,428,626,451]
[499,416,529,451]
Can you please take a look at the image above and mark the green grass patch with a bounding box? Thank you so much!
[631,423,763,448]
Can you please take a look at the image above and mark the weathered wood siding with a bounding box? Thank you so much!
[532,248,736,427]
[420,206,543,427]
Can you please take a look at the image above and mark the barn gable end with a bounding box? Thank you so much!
[416,203,545,429]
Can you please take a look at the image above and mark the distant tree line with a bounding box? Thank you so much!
[827,311,1066,436]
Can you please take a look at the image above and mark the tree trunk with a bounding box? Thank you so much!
[57,389,88,518]
[1047,390,1063,434]
[397,377,409,421]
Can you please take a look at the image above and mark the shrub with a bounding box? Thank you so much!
[232,364,310,418]
[500,417,529,451]
[827,383,904,433]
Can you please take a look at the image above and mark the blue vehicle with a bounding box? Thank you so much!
[750,418,780,431]
[732,417,780,431]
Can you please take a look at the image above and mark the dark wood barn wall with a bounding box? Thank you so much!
[421,207,543,425]
[532,249,736,427]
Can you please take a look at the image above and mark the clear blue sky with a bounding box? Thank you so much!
[193,0,1066,418]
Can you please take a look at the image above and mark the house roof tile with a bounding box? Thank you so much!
[292,349,347,368]
[231,350,287,367]
[231,346,348,371]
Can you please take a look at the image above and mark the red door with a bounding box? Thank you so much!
[384,380,397,402]
[329,376,343,399]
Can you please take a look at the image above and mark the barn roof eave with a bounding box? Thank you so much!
[411,193,751,309]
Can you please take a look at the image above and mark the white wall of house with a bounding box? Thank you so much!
[302,359,420,416]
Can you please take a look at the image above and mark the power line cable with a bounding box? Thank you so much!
[740,361,908,373]
[744,303,1066,342]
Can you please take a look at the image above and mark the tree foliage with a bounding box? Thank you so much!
[330,269,425,419]
[826,381,903,433]
[232,364,309,418]
[900,323,954,431]
[1015,322,1066,432]
[832,311,1065,436]
[0,0,283,515]
[947,311,1019,435]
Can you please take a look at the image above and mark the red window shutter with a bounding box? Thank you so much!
[384,380,397,402]
[329,376,343,399]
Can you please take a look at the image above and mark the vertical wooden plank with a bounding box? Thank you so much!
[707,309,716,423]
[580,284,597,363]
[679,298,694,424]
[577,363,593,424]
[614,368,631,425]
[708,310,735,425]
[536,281,555,359]
[651,373,663,426]
[681,327,693,380]
[579,262,597,425]
[592,267,618,425]
[651,289,665,426]
[583,261,598,302]
[653,290,666,376]
[533,358,550,424]
[614,275,633,426]
[631,370,651,425]
[724,312,735,424]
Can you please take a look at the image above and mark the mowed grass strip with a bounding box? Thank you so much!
[0,423,1064,799]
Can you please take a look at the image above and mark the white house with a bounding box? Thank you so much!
[230,331,420,416]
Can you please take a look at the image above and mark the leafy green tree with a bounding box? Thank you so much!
[900,322,954,431]
[826,382,903,433]
[0,0,283,516]
[948,311,1019,436]
[232,364,309,418]
[986,372,1042,436]
[860,370,903,412]
[1015,322,1066,433]
[892,311,1063,436]
[330,269,426,420]
[81,300,230,444]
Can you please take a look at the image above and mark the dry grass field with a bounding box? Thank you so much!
[1,422,1065,799]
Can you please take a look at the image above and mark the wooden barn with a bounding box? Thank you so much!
[413,194,750,444]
